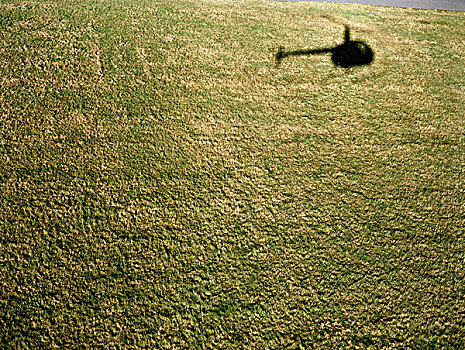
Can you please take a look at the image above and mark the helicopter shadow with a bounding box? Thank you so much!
[276,26,374,68]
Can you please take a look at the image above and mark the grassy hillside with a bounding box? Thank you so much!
[1,0,464,348]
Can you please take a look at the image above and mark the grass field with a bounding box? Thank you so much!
[1,0,464,348]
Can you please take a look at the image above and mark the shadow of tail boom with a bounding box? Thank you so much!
[276,46,333,64]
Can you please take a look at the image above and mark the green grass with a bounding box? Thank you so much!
[1,0,464,348]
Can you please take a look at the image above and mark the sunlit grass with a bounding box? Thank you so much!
[1,0,464,348]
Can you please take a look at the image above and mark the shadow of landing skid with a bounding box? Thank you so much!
[276,26,374,68]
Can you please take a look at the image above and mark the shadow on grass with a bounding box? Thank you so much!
[276,26,374,68]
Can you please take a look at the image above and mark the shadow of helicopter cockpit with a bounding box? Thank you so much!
[276,26,374,68]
